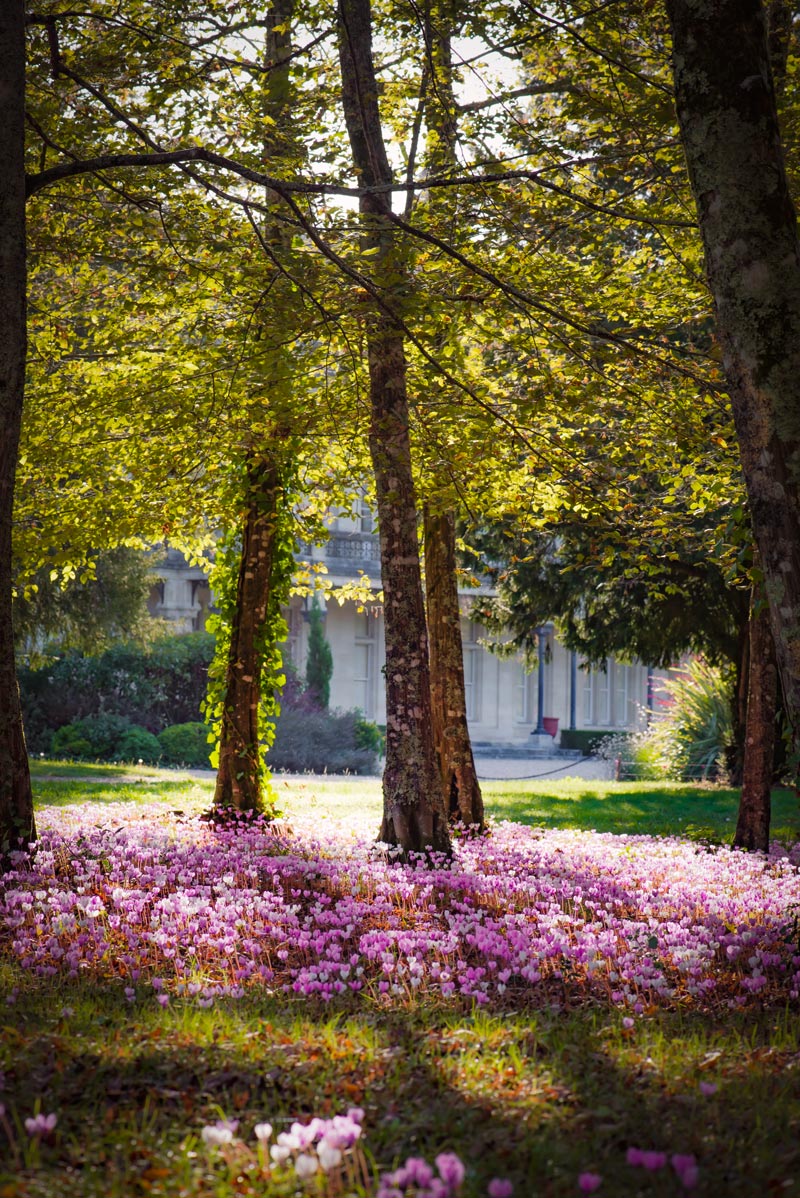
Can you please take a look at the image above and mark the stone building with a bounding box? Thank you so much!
[148,512,654,749]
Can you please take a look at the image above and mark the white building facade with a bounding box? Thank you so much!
[149,513,655,749]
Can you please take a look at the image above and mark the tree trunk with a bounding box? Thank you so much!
[734,590,778,850]
[338,0,450,856]
[666,0,800,769]
[424,506,484,827]
[417,7,482,829]
[213,456,280,812]
[727,612,750,787]
[0,1,35,859]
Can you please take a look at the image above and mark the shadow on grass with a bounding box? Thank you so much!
[485,784,800,844]
[1,976,799,1197]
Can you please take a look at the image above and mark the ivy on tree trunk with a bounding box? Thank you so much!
[212,455,283,813]
[667,0,800,770]
[338,0,450,856]
[0,1,35,859]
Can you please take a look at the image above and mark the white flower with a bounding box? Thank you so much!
[201,1125,234,1147]
[270,1144,292,1164]
[254,1121,273,1142]
[295,1152,318,1179]
[318,1140,343,1171]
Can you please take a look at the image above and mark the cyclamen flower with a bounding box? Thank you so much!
[25,1112,57,1136]
[487,1180,513,1197]
[672,1154,699,1189]
[200,1119,237,1147]
[699,1081,717,1096]
[436,1152,466,1190]
[578,1173,602,1193]
[295,1152,318,1178]
[318,1139,343,1171]
[253,1121,272,1142]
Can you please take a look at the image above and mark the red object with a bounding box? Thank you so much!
[542,717,559,739]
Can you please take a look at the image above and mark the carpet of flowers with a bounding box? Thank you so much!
[2,802,799,1015]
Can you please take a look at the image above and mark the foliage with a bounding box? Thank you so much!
[50,714,137,761]
[468,518,749,673]
[648,661,734,783]
[158,722,213,768]
[354,717,384,756]
[13,547,159,665]
[18,633,214,748]
[269,708,380,775]
[114,726,163,765]
[559,730,621,756]
[304,598,333,710]
[593,731,668,782]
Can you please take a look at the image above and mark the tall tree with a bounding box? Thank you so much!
[418,1,483,828]
[666,0,800,765]
[337,0,450,855]
[0,0,34,853]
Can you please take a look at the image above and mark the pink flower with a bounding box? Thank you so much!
[578,1172,602,1192]
[672,1154,699,1189]
[487,1180,513,1198]
[699,1081,717,1096]
[436,1152,465,1189]
[25,1112,57,1136]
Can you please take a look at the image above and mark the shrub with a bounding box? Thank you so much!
[115,727,163,764]
[50,714,133,760]
[19,632,214,736]
[354,717,384,755]
[650,659,733,781]
[268,708,379,774]
[595,730,667,781]
[158,722,213,768]
[559,729,621,755]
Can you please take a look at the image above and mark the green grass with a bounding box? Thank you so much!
[1,975,799,1196]
[31,760,800,845]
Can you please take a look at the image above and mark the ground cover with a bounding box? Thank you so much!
[0,768,798,1196]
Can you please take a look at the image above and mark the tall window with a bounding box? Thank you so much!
[462,620,482,722]
[613,662,629,727]
[354,611,377,717]
[515,664,533,723]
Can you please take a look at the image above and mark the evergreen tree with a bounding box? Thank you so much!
[305,598,333,710]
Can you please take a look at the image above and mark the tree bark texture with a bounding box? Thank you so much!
[667,0,800,768]
[424,506,484,827]
[734,590,778,850]
[213,457,280,812]
[0,1,35,859]
[338,0,450,856]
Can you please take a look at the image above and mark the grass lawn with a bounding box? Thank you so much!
[0,762,796,1197]
[29,759,800,845]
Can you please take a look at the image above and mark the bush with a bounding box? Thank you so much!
[115,727,163,764]
[595,730,667,781]
[268,708,380,774]
[559,729,620,755]
[19,632,214,737]
[651,659,733,781]
[354,717,384,755]
[159,722,213,768]
[51,714,133,760]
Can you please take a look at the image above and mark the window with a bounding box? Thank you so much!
[462,621,482,722]
[613,662,629,727]
[354,611,378,717]
[515,664,533,723]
